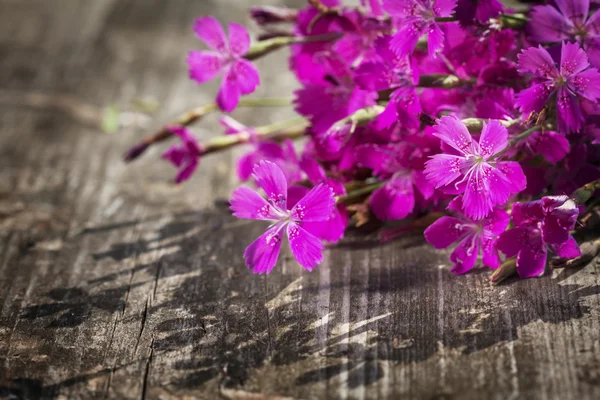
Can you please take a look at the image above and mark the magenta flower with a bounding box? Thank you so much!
[497,196,582,278]
[297,156,348,243]
[187,17,260,112]
[455,0,503,24]
[529,0,600,66]
[294,53,377,134]
[382,0,457,58]
[516,42,600,133]
[162,126,202,184]
[425,197,510,274]
[357,142,434,221]
[219,117,302,184]
[424,116,526,220]
[230,161,335,274]
[354,35,421,130]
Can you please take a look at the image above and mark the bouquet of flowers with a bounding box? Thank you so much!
[124,0,600,283]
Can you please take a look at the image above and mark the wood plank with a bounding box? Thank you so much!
[0,1,599,399]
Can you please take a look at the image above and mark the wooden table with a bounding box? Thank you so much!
[1,1,599,399]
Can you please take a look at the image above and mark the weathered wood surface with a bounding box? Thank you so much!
[1,1,600,399]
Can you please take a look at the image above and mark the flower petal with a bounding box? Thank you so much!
[427,22,445,58]
[228,22,250,57]
[517,45,558,78]
[557,86,584,133]
[232,59,261,95]
[370,177,415,221]
[303,204,348,243]
[287,222,325,271]
[433,115,476,155]
[553,235,581,258]
[424,216,470,249]
[497,227,529,258]
[252,160,288,210]
[291,183,335,222]
[230,186,282,220]
[516,245,547,278]
[515,83,553,114]
[193,16,228,52]
[462,165,512,220]
[496,161,527,194]
[560,41,590,77]
[532,131,570,164]
[187,51,226,83]
[528,5,572,43]
[481,235,502,269]
[555,0,589,26]
[483,207,511,235]
[174,159,199,184]
[424,154,466,188]
[478,119,508,158]
[450,236,479,274]
[217,67,241,112]
[541,212,571,244]
[569,68,600,101]
[389,20,424,58]
[244,223,285,274]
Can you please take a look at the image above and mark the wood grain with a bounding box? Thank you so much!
[0,1,599,399]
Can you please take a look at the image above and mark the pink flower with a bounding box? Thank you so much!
[424,116,527,220]
[497,196,582,278]
[425,197,510,274]
[528,0,600,67]
[382,0,457,58]
[161,126,202,184]
[455,0,503,24]
[356,141,435,221]
[294,53,377,134]
[354,35,421,130]
[516,42,600,133]
[187,17,260,112]
[230,161,335,274]
[219,117,302,184]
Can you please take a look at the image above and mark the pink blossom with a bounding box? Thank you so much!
[382,0,457,58]
[528,0,600,67]
[187,17,260,112]
[161,126,202,184]
[425,197,509,273]
[497,196,582,277]
[516,42,600,133]
[424,116,526,220]
[230,161,335,274]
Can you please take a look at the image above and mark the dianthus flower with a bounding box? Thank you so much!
[424,116,526,220]
[162,126,202,184]
[382,0,457,57]
[516,42,600,133]
[425,197,509,273]
[230,161,335,274]
[529,0,600,67]
[187,17,260,112]
[497,196,581,277]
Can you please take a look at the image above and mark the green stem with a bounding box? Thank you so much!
[491,125,541,160]
[336,182,384,205]
[462,117,521,133]
[434,16,456,23]
[244,33,342,60]
[124,97,294,162]
[202,117,308,154]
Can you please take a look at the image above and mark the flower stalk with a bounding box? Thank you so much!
[202,117,308,155]
[244,32,342,60]
[124,97,294,162]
